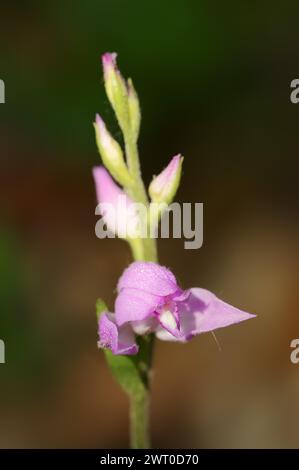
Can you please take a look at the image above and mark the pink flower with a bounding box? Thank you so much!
[93,166,136,238]
[98,261,256,355]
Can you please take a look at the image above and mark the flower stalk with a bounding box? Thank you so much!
[98,52,158,448]
[123,125,157,448]
[129,334,154,449]
[93,52,255,450]
[130,387,150,449]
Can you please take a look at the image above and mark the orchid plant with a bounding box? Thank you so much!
[93,53,255,449]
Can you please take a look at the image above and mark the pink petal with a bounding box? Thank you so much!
[156,288,255,342]
[183,288,255,335]
[98,312,138,355]
[115,288,164,326]
[93,166,135,237]
[117,261,179,297]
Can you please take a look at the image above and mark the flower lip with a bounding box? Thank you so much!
[155,301,182,338]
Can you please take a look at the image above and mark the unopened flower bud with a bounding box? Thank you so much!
[93,166,140,239]
[127,78,141,142]
[101,52,130,135]
[94,114,132,186]
[149,154,183,204]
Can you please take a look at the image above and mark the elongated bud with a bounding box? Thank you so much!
[102,53,130,135]
[94,114,132,186]
[149,154,183,204]
[127,78,141,142]
[93,166,139,239]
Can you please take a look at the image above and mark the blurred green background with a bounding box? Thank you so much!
[0,0,299,448]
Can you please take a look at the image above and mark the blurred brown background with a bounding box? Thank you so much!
[0,1,299,448]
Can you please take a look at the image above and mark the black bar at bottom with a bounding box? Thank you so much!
[0,449,297,465]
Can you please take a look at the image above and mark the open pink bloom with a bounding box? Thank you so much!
[98,261,256,355]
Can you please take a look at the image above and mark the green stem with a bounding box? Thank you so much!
[124,132,158,448]
[130,333,155,449]
[130,386,150,449]
[125,132,158,263]
[125,134,148,205]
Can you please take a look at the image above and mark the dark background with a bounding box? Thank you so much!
[0,0,298,447]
